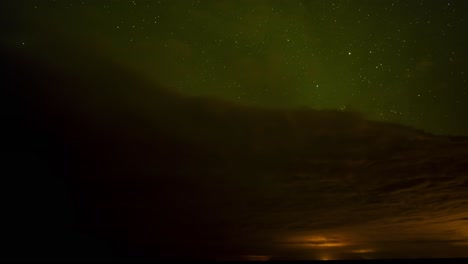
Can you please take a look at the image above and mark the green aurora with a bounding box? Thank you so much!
[2,0,468,135]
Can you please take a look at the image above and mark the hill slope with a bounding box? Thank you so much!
[2,46,468,260]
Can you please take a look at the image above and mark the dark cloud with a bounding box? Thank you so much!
[2,44,468,260]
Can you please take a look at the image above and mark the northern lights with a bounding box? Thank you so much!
[2,0,468,135]
[2,0,468,262]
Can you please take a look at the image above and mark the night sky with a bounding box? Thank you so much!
[2,0,468,261]
[3,0,468,135]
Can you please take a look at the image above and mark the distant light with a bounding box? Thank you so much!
[319,254,334,261]
[348,52,352,55]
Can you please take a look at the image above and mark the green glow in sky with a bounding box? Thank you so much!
[3,0,468,135]
[3,1,468,261]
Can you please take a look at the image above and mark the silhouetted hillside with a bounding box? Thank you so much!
[2,45,468,260]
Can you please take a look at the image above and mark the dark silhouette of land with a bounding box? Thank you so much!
[2,44,468,261]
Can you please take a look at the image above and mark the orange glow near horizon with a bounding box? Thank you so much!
[286,235,349,248]
[351,249,374,253]
[319,255,333,261]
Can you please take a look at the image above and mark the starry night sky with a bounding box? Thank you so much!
[2,0,468,135]
[2,0,468,261]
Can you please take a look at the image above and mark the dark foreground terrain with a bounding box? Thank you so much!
[2,45,468,261]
